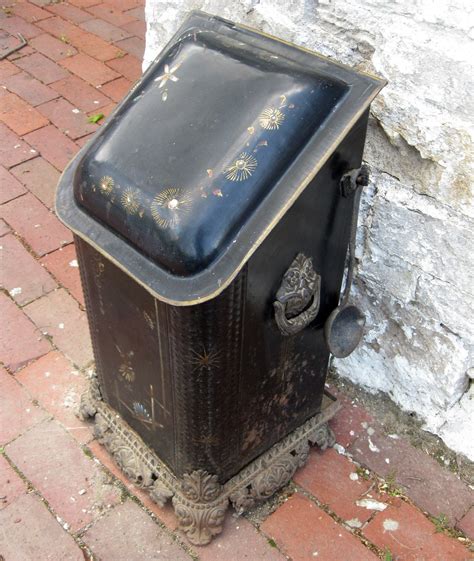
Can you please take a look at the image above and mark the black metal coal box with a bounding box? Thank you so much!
[56,11,385,545]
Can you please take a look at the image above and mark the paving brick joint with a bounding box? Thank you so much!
[1,1,473,560]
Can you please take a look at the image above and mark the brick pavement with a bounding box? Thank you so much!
[1,2,473,559]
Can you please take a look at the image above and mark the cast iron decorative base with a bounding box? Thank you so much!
[78,373,339,545]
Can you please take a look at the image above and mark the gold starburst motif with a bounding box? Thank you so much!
[121,187,140,215]
[98,176,114,198]
[225,152,258,182]
[190,346,221,373]
[259,106,285,130]
[150,188,192,229]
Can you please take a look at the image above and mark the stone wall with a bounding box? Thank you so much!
[144,0,474,460]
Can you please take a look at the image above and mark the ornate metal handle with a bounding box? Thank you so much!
[274,253,321,336]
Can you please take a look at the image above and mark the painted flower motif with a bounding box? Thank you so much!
[98,176,114,198]
[154,64,180,89]
[259,106,285,130]
[132,402,151,421]
[121,187,140,215]
[151,188,192,229]
[225,152,258,182]
[119,362,135,383]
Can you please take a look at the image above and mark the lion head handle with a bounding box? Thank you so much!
[274,254,321,336]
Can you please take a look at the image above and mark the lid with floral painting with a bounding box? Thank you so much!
[56,11,385,305]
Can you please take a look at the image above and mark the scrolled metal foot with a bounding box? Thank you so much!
[172,470,228,545]
[77,372,102,420]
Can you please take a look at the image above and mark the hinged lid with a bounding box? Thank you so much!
[56,11,385,305]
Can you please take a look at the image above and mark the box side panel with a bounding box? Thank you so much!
[75,237,176,469]
[235,111,370,470]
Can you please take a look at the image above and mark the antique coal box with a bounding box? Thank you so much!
[56,11,385,545]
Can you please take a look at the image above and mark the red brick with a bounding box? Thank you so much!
[1,33,22,60]
[38,16,122,61]
[29,0,57,5]
[106,53,141,81]
[5,44,36,62]
[76,132,95,147]
[81,17,132,42]
[10,156,60,209]
[364,499,472,561]
[24,124,79,170]
[0,59,21,80]
[125,5,144,21]
[40,243,84,306]
[457,506,474,540]
[0,93,48,136]
[194,516,287,561]
[0,295,50,372]
[0,494,84,560]
[23,288,93,367]
[109,0,143,11]
[121,19,145,38]
[16,351,92,444]
[61,52,119,86]
[0,123,36,168]
[0,365,48,442]
[115,35,144,59]
[0,165,26,204]
[261,493,379,561]
[101,76,132,102]
[16,52,69,84]
[87,3,136,26]
[51,74,111,112]
[37,97,97,140]
[29,32,78,61]
[348,427,474,525]
[36,13,86,38]
[4,71,59,106]
[11,2,52,22]
[87,439,178,530]
[6,419,121,532]
[0,233,57,305]
[294,447,377,525]
[0,193,72,255]
[0,454,26,509]
[330,396,374,448]
[0,15,43,39]
[45,2,94,23]
[69,0,101,7]
[0,218,10,236]
[82,500,192,561]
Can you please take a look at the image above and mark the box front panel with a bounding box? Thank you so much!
[75,237,176,469]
